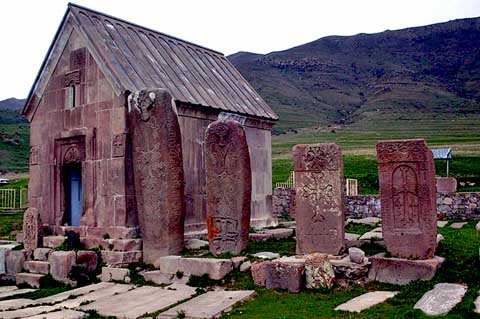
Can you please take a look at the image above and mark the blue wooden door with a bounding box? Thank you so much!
[68,166,82,226]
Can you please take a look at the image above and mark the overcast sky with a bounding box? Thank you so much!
[1,0,480,100]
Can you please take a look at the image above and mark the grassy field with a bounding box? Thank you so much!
[272,117,480,194]
[224,221,480,319]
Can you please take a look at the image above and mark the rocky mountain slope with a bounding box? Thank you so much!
[228,17,480,132]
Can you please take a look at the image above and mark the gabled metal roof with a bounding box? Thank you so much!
[24,3,278,121]
[431,148,452,159]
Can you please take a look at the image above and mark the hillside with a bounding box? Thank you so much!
[228,17,480,132]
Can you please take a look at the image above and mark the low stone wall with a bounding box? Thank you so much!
[345,195,381,218]
[437,192,480,219]
[273,187,480,220]
[273,187,295,218]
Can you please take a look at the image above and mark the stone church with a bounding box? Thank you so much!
[22,3,278,242]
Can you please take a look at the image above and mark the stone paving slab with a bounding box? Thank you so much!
[58,283,134,309]
[450,222,468,229]
[0,288,36,299]
[0,305,57,319]
[0,298,33,311]
[437,221,449,228]
[79,284,197,319]
[414,283,467,316]
[159,290,256,318]
[335,291,398,313]
[36,282,112,305]
[0,286,18,293]
[25,309,86,319]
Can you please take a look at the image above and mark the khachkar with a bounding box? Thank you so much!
[205,120,252,255]
[128,89,185,264]
[369,139,443,285]
[293,143,345,255]
[376,139,437,259]
[23,207,42,253]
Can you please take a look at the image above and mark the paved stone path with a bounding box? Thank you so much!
[158,290,256,318]
[414,283,467,316]
[335,291,398,313]
[437,220,449,228]
[0,283,254,319]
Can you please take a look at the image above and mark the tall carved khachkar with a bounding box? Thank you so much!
[23,207,42,253]
[293,143,345,255]
[205,120,252,255]
[376,139,437,259]
[128,89,185,264]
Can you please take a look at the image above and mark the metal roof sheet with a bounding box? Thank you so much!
[431,148,452,159]
[66,3,278,121]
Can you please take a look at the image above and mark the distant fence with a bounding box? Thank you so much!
[0,189,28,210]
[346,178,359,196]
[275,171,295,189]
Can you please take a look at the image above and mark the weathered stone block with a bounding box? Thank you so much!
[5,250,26,275]
[330,256,370,280]
[179,258,233,280]
[205,120,251,255]
[49,251,76,284]
[101,251,142,267]
[436,177,457,193]
[101,267,130,282]
[129,89,185,264]
[414,283,467,316]
[16,272,44,288]
[24,261,50,274]
[376,139,437,259]
[251,262,269,286]
[76,251,98,271]
[305,253,335,289]
[33,248,53,262]
[368,253,444,285]
[293,143,345,255]
[154,255,182,274]
[43,236,66,249]
[266,257,305,292]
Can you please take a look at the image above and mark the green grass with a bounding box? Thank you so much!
[0,211,23,241]
[273,155,480,194]
[223,222,480,318]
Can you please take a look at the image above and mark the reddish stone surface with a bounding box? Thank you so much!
[205,120,251,255]
[43,236,66,249]
[293,143,345,255]
[5,250,26,275]
[436,177,457,193]
[128,89,185,264]
[265,259,305,293]
[16,273,44,288]
[33,248,53,262]
[251,262,269,286]
[49,251,76,283]
[376,139,437,259]
[24,261,50,274]
[23,207,42,253]
[26,39,134,231]
[368,253,444,285]
[76,250,98,271]
[101,250,142,267]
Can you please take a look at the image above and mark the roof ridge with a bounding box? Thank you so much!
[67,2,225,56]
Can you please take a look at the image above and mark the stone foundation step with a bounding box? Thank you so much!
[15,273,45,289]
[24,261,50,274]
[81,237,142,251]
[158,289,256,318]
[335,291,399,313]
[43,236,66,249]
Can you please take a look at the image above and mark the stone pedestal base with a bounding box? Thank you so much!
[368,253,444,285]
[250,217,278,229]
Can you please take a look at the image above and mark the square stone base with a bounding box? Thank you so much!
[368,253,444,285]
